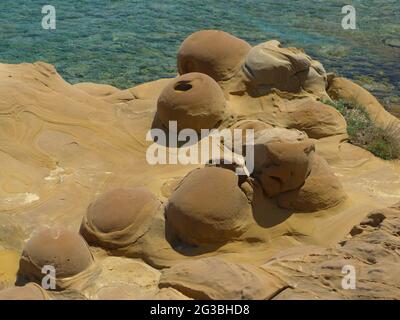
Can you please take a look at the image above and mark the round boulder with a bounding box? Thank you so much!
[178,30,251,82]
[19,227,94,282]
[249,128,314,197]
[165,167,252,246]
[80,187,161,249]
[157,72,228,133]
[277,155,347,211]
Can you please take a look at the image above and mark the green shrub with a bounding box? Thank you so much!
[323,99,400,160]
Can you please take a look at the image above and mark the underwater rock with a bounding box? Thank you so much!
[157,72,228,132]
[165,167,252,246]
[178,30,251,82]
[80,187,161,249]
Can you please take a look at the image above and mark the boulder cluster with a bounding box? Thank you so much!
[1,29,352,300]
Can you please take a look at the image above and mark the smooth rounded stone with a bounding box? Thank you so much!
[277,155,347,211]
[159,257,286,300]
[157,72,228,132]
[0,283,50,300]
[244,40,310,92]
[285,99,347,138]
[80,187,161,249]
[18,227,94,283]
[165,167,252,246]
[241,127,308,169]
[257,140,315,197]
[244,40,327,96]
[249,128,314,197]
[178,30,251,82]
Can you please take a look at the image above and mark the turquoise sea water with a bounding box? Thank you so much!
[0,0,399,109]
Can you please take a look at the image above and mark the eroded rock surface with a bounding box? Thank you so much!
[0,29,399,300]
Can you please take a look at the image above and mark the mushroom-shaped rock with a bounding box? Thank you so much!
[165,167,252,246]
[244,40,327,97]
[157,72,228,133]
[0,283,50,300]
[80,187,161,249]
[18,227,94,289]
[178,30,251,82]
[277,155,347,211]
[159,257,286,300]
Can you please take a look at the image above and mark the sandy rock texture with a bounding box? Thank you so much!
[0,30,399,300]
[267,202,400,300]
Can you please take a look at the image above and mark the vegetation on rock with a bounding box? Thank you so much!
[324,99,400,160]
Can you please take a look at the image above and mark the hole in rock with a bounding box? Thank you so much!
[174,81,193,92]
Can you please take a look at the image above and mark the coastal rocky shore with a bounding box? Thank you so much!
[0,30,399,300]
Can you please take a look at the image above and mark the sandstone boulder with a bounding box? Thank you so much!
[278,155,347,211]
[244,40,328,97]
[250,128,314,197]
[157,72,228,132]
[178,30,251,82]
[285,99,347,138]
[80,187,161,249]
[165,167,252,246]
[18,227,95,291]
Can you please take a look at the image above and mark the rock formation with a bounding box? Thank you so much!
[157,72,229,133]
[80,187,162,249]
[165,167,253,247]
[0,29,399,300]
[17,227,97,291]
[244,40,328,98]
[178,30,251,82]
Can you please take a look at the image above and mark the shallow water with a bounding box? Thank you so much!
[0,0,399,108]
